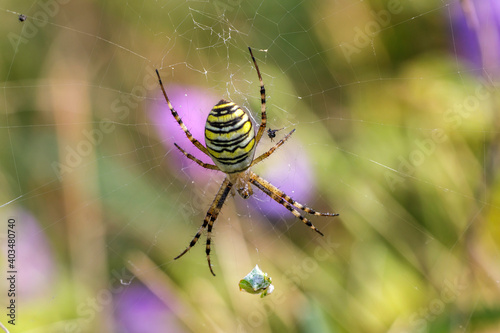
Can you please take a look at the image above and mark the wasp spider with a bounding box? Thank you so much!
[155,47,338,276]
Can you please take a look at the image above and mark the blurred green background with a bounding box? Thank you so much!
[1,0,500,332]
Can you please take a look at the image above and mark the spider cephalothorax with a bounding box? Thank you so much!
[228,171,253,199]
[155,47,338,276]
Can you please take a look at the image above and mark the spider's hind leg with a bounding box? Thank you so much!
[155,69,211,157]
[248,47,267,145]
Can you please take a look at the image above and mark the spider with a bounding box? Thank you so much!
[155,47,338,276]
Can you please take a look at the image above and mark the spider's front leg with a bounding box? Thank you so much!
[248,171,338,236]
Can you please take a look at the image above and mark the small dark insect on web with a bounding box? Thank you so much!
[18,14,27,22]
[267,128,283,142]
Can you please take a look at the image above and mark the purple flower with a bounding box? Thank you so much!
[150,86,315,220]
[13,210,56,301]
[451,0,500,78]
[248,140,316,220]
[150,85,219,183]
[115,283,183,333]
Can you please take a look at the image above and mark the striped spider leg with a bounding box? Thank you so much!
[155,47,338,276]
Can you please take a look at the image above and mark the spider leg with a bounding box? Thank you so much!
[249,174,323,236]
[250,171,338,217]
[174,143,219,170]
[175,176,232,276]
[249,172,338,236]
[248,47,267,145]
[155,69,211,157]
[251,129,295,167]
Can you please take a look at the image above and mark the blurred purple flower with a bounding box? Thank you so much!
[451,0,500,79]
[248,140,316,220]
[150,86,315,219]
[9,209,56,301]
[115,283,183,333]
[150,85,218,183]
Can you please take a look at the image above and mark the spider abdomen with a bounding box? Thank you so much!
[205,99,256,173]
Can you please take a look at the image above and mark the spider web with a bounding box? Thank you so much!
[0,0,499,332]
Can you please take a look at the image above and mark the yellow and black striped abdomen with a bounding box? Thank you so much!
[205,99,256,173]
